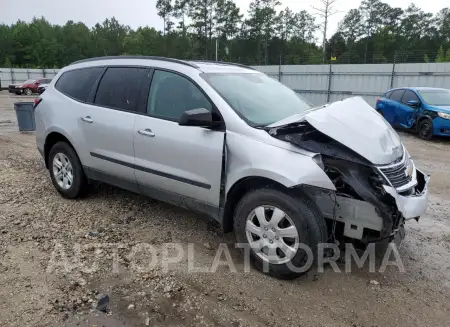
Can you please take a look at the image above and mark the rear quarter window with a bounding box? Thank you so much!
[55,67,103,102]
[384,91,393,98]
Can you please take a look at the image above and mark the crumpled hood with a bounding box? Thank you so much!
[269,97,403,165]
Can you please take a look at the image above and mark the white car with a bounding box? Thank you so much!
[35,56,429,279]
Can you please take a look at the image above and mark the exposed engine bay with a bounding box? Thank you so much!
[268,121,428,243]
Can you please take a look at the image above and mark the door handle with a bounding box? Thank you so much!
[138,128,155,137]
[81,116,93,123]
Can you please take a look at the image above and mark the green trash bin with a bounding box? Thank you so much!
[14,102,36,131]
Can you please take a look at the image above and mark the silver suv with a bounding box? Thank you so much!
[35,56,429,279]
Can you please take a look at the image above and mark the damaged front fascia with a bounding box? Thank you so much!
[269,122,401,241]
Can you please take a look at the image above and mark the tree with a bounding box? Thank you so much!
[246,0,280,64]
[156,0,174,36]
[435,45,450,62]
[339,9,363,49]
[214,0,242,59]
[312,0,339,63]
[173,0,190,35]
[359,0,383,62]
[189,0,214,58]
[1,1,450,67]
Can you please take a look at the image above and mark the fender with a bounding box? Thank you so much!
[224,133,336,195]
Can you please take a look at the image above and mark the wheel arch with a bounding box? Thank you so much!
[417,115,433,126]
[221,176,288,233]
[44,131,77,169]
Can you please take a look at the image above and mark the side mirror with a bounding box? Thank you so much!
[179,108,214,127]
[407,100,420,108]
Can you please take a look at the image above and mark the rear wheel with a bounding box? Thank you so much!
[418,119,433,140]
[48,142,87,198]
[234,188,327,279]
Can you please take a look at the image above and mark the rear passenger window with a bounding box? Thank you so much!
[94,67,150,112]
[390,89,405,102]
[147,70,212,120]
[55,67,103,102]
[384,91,393,98]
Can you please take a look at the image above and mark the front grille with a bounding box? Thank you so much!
[378,153,412,189]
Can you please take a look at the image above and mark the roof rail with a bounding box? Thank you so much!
[69,56,200,69]
[190,60,255,71]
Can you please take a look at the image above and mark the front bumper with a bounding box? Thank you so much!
[8,86,22,93]
[311,166,429,242]
[383,168,429,220]
[432,117,450,136]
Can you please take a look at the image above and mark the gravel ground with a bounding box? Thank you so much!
[0,90,450,327]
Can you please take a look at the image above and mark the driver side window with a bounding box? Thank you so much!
[147,70,212,121]
[401,90,421,107]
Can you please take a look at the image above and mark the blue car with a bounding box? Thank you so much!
[376,87,450,139]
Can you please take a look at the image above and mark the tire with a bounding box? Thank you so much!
[24,88,32,96]
[418,119,433,140]
[48,141,88,199]
[233,188,327,279]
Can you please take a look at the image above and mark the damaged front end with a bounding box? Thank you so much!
[269,121,429,243]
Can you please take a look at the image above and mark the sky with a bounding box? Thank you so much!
[0,0,448,40]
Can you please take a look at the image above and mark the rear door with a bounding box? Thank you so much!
[384,89,405,127]
[133,69,225,217]
[78,66,151,191]
[398,89,421,128]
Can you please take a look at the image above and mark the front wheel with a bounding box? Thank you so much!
[418,119,433,140]
[233,188,327,279]
[23,88,32,95]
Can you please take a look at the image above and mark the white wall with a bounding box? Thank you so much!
[252,63,450,107]
[0,68,60,88]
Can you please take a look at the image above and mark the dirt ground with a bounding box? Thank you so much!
[0,90,449,327]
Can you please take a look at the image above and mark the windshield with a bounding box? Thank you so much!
[23,79,35,84]
[202,72,313,126]
[418,89,450,106]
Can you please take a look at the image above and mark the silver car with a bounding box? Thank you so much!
[35,56,429,279]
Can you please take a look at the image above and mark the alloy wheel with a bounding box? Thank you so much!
[245,206,299,265]
[52,153,74,190]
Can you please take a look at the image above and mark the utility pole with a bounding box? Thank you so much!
[215,39,218,61]
[312,0,339,63]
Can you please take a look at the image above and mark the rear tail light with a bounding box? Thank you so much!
[33,98,42,108]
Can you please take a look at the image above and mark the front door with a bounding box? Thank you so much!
[398,89,421,128]
[133,69,225,217]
